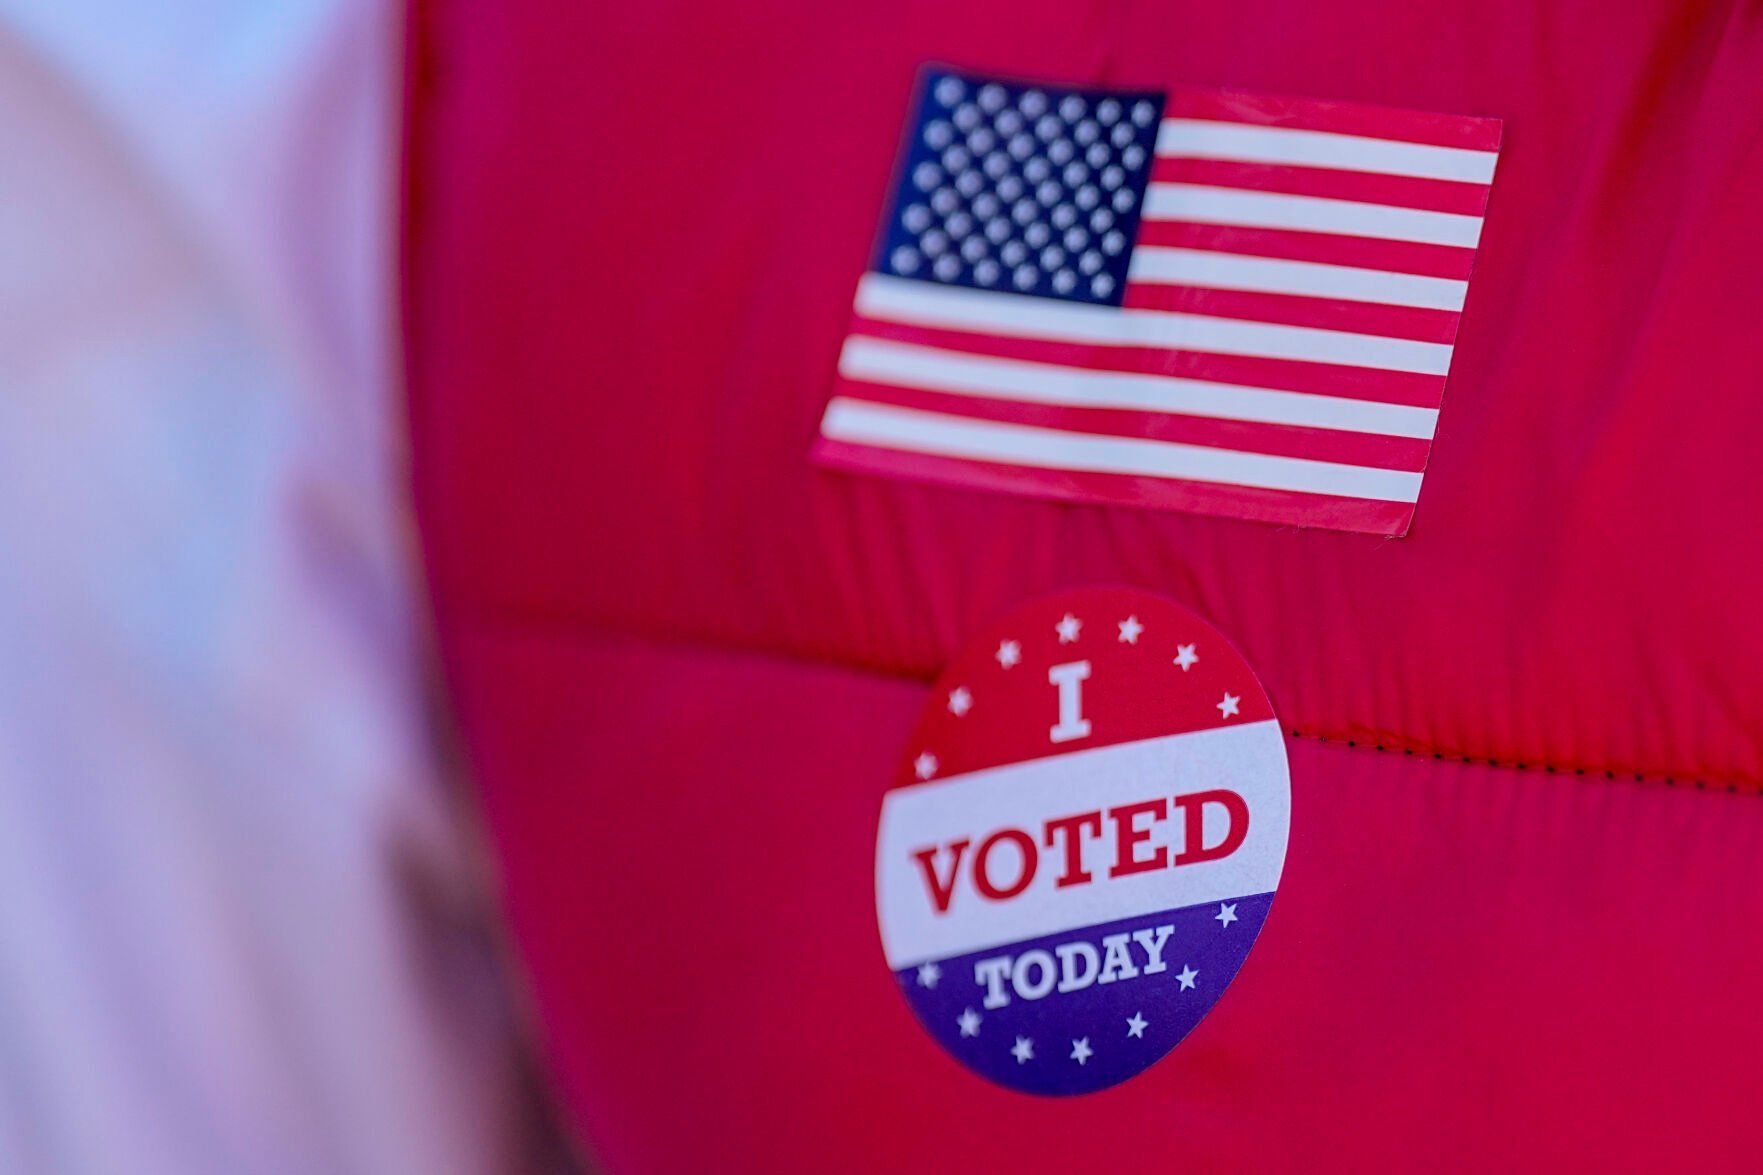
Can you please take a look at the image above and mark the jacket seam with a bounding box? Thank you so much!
[438,603,1761,796]
[1286,728,1756,796]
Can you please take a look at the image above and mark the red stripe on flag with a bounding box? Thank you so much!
[849,318,1450,409]
[831,379,1434,470]
[812,437,1418,536]
[1120,283,1462,344]
[1149,156,1493,216]
[1133,221,1479,279]
[1163,88,1503,152]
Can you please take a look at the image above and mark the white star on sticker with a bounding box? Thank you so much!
[1055,613,1082,643]
[947,686,972,717]
[913,752,939,780]
[1173,644,1199,671]
[1011,1036,1035,1064]
[1217,692,1240,719]
[1216,902,1239,927]
[916,961,941,988]
[1176,965,1199,990]
[958,1007,982,1037]
[1070,1037,1093,1065]
[1126,1013,1147,1039]
[1117,615,1144,644]
[996,640,1022,669]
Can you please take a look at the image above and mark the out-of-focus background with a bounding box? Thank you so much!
[0,2,567,1170]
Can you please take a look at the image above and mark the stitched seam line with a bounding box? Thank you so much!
[440,602,1762,796]
[1287,728,1757,796]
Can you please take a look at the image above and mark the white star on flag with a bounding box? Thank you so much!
[1217,692,1240,719]
[958,1008,982,1037]
[1070,1037,1093,1065]
[996,639,1021,669]
[947,686,972,717]
[1176,965,1199,990]
[1118,615,1144,644]
[913,751,939,780]
[1126,1013,1147,1038]
[1216,902,1239,927]
[1173,644,1199,671]
[1055,613,1082,643]
[916,961,941,988]
[1012,1036,1034,1064]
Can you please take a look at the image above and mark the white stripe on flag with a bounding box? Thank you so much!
[1156,118,1499,184]
[1142,183,1484,248]
[838,336,1439,438]
[854,272,1454,375]
[1127,246,1469,311]
[820,397,1425,502]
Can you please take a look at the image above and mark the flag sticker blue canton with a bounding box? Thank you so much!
[875,76,1164,306]
[875,586,1291,1095]
[815,67,1504,535]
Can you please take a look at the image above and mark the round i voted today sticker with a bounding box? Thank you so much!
[875,586,1290,1096]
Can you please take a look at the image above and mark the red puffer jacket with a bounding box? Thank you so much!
[405,0,1763,1168]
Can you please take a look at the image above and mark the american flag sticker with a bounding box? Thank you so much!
[815,68,1503,536]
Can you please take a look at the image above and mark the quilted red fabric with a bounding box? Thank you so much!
[405,0,1763,1167]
